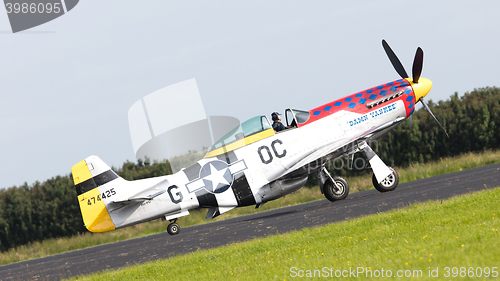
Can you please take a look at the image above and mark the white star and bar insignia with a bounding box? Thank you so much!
[186,160,247,194]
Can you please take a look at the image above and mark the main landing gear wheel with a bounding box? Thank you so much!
[167,222,180,235]
[372,167,399,192]
[324,176,349,202]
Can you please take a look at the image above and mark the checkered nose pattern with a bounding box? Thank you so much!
[304,79,416,125]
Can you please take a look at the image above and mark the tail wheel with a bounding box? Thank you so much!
[324,176,349,202]
[372,167,399,192]
[167,222,180,235]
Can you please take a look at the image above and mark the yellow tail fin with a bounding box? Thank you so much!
[72,156,116,232]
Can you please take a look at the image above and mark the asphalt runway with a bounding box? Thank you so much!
[2,163,499,280]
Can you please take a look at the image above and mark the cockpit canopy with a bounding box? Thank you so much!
[205,115,274,158]
[285,109,310,127]
[204,109,310,158]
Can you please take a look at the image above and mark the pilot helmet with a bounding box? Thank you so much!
[271,112,281,121]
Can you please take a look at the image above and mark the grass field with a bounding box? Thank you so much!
[2,150,500,266]
[69,187,500,280]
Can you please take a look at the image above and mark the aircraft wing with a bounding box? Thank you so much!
[278,116,406,179]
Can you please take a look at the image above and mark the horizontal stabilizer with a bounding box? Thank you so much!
[111,180,167,204]
[111,190,165,204]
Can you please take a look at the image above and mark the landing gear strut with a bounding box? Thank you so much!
[318,167,350,202]
[324,176,349,202]
[167,219,180,235]
[357,141,399,193]
[372,166,399,192]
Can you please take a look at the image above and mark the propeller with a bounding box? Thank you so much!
[382,40,408,79]
[420,98,449,138]
[381,39,448,138]
[412,47,423,83]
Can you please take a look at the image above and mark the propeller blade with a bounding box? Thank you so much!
[382,39,409,79]
[420,98,449,138]
[412,47,423,83]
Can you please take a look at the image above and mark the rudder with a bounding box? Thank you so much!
[72,155,118,232]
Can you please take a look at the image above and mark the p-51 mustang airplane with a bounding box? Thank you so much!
[72,40,447,235]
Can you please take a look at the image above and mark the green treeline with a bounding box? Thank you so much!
[0,161,172,252]
[1,86,499,252]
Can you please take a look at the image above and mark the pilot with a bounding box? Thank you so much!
[271,112,288,132]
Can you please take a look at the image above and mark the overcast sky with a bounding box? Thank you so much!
[1,0,499,189]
